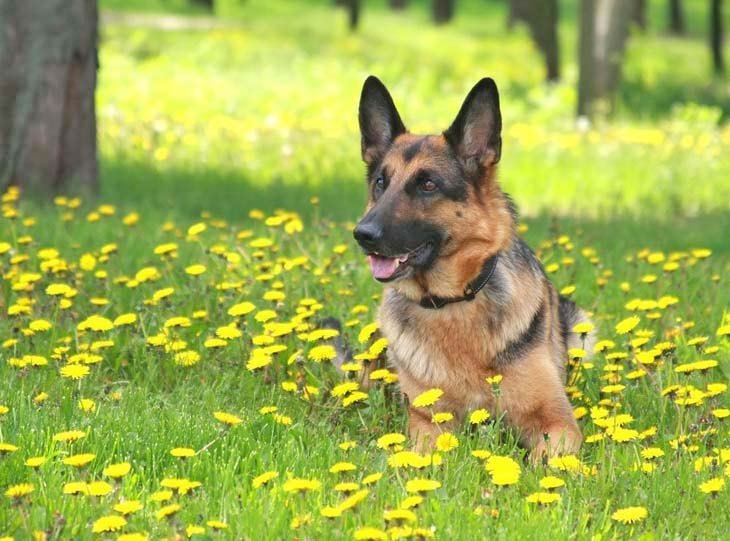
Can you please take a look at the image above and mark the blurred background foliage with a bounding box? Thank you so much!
[93,0,729,225]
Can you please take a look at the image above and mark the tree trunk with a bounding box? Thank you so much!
[508,0,560,82]
[710,0,725,74]
[633,0,647,30]
[0,0,98,194]
[668,0,685,35]
[390,0,407,9]
[577,0,633,118]
[189,0,213,10]
[433,0,455,24]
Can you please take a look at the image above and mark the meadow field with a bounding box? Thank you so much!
[1,0,729,539]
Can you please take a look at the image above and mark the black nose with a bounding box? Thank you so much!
[353,221,383,250]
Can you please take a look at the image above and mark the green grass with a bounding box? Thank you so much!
[1,1,729,539]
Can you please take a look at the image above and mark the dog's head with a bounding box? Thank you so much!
[354,76,513,295]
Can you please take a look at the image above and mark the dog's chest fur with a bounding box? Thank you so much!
[378,291,505,409]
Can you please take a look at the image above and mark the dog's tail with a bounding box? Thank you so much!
[558,296,596,357]
[318,317,353,371]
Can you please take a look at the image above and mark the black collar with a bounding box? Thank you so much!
[419,253,500,309]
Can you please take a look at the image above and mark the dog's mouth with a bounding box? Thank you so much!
[367,242,433,282]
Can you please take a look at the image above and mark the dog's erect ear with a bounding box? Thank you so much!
[359,76,406,167]
[444,78,502,172]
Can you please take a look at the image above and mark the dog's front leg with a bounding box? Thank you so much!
[407,406,443,452]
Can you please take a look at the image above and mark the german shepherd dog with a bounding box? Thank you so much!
[353,76,593,459]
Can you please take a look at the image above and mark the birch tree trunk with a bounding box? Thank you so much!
[0,0,99,194]
[577,0,633,118]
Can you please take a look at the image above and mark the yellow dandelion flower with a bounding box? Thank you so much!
[53,429,86,443]
[307,345,337,362]
[164,316,191,328]
[539,476,565,489]
[150,490,173,502]
[186,525,206,536]
[174,350,201,366]
[103,462,131,478]
[204,337,228,348]
[283,478,321,493]
[63,481,89,495]
[699,477,724,494]
[615,316,640,335]
[675,360,718,373]
[342,391,368,407]
[91,515,127,533]
[187,222,206,236]
[156,504,181,520]
[377,433,406,450]
[253,471,279,488]
[170,447,195,458]
[63,453,96,467]
[228,302,256,316]
[78,399,96,412]
[29,319,52,332]
[431,412,454,424]
[641,448,665,460]
[333,382,360,397]
[113,313,137,326]
[358,322,379,343]
[526,492,561,504]
[114,500,143,515]
[611,506,648,524]
[213,411,243,426]
[405,478,441,493]
[0,442,19,454]
[363,473,382,485]
[24,456,46,468]
[87,481,113,496]
[5,483,34,498]
[152,287,175,302]
[400,495,424,509]
[469,409,491,424]
[334,482,359,492]
[412,388,443,408]
[330,462,357,473]
[185,264,206,276]
[485,455,521,485]
[435,432,459,452]
[77,315,113,332]
[384,508,417,522]
[354,527,388,540]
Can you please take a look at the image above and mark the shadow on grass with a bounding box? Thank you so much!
[100,158,730,256]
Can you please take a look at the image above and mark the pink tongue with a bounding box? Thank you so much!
[368,255,399,280]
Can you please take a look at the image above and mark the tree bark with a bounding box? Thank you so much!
[668,0,685,35]
[0,0,98,194]
[508,0,560,81]
[577,0,633,118]
[710,0,725,74]
[189,0,213,10]
[390,0,407,9]
[433,0,455,24]
[633,0,647,30]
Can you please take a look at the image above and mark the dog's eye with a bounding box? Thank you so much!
[373,176,385,195]
[419,179,438,193]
